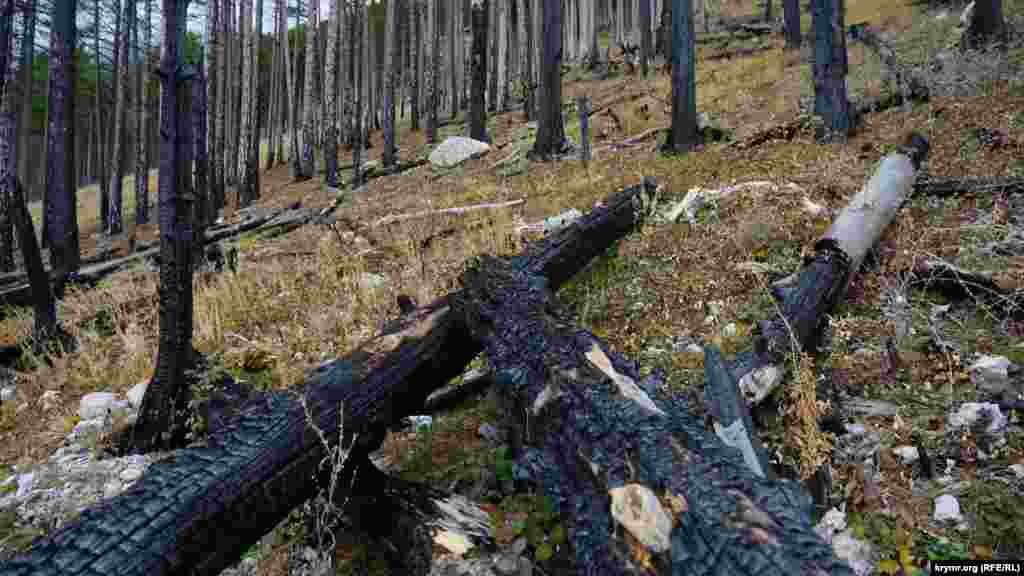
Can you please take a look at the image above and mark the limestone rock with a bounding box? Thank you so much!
[429,137,491,168]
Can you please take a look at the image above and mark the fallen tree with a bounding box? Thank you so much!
[708,134,930,489]
[0,178,664,575]
[914,174,1024,197]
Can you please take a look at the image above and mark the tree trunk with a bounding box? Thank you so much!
[96,0,110,232]
[15,0,35,194]
[384,0,398,167]
[135,0,150,225]
[251,0,263,201]
[783,0,801,48]
[0,0,16,272]
[284,0,300,178]
[266,0,278,170]
[194,60,210,243]
[428,0,439,142]
[214,0,228,209]
[324,0,340,184]
[207,0,221,216]
[529,0,565,159]
[496,0,507,110]
[352,0,364,187]
[765,0,772,22]
[812,0,849,142]
[237,0,255,206]
[410,0,420,130]
[224,0,237,189]
[448,0,458,119]
[666,0,697,152]
[639,0,651,75]
[519,0,532,120]
[44,0,81,296]
[132,0,195,453]
[300,0,317,178]
[469,0,487,141]
[487,0,497,110]
[109,0,131,235]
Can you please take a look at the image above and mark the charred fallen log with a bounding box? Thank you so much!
[909,258,1023,319]
[450,254,854,574]
[0,178,660,576]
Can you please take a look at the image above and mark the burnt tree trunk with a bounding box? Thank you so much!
[352,0,364,187]
[964,0,1006,49]
[383,0,398,167]
[528,0,565,160]
[665,0,697,152]
[109,0,130,235]
[0,0,12,272]
[132,0,196,453]
[469,0,488,142]
[811,0,849,142]
[639,0,651,75]
[44,0,81,296]
[783,0,801,48]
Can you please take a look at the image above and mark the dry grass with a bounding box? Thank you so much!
[3,0,1024,570]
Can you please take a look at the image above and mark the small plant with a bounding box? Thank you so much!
[491,493,567,563]
[494,445,514,483]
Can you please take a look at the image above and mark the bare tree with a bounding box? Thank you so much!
[285,0,301,178]
[351,0,364,186]
[324,0,340,184]
[384,0,398,166]
[45,0,81,295]
[133,0,197,453]
[0,0,13,272]
[783,0,800,48]
[237,0,255,205]
[207,0,221,215]
[136,0,151,225]
[469,0,487,141]
[529,0,565,159]
[665,0,697,152]
[108,0,131,235]
[812,0,848,141]
[300,0,318,178]
[427,0,439,142]
[15,0,35,194]
[410,0,420,131]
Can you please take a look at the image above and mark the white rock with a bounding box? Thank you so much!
[103,480,124,499]
[947,402,1007,434]
[15,472,34,498]
[892,445,920,465]
[428,136,491,168]
[814,507,848,543]
[608,484,673,553]
[79,392,118,420]
[969,355,1018,397]
[934,494,962,523]
[738,364,783,405]
[126,381,148,409]
[1010,463,1024,479]
[1,386,14,402]
[120,467,143,483]
[831,530,878,576]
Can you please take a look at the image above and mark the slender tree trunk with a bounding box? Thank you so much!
[207,0,221,216]
[639,0,650,75]
[487,0,497,110]
[267,0,279,169]
[45,0,81,294]
[384,0,398,167]
[285,0,300,177]
[109,0,131,235]
[194,60,210,235]
[447,0,457,118]
[133,0,195,453]
[428,0,439,142]
[529,0,564,159]
[325,0,340,184]
[250,0,263,199]
[363,0,371,135]
[237,0,254,205]
[496,0,506,110]
[299,0,317,178]
[617,0,624,43]
[226,0,239,189]
[15,0,34,193]
[783,0,801,48]
[215,0,229,208]
[135,0,150,225]
[0,0,13,272]
[517,0,530,119]
[352,0,363,186]
[410,0,420,130]
[531,0,541,118]
[812,0,848,141]
[469,0,487,141]
[96,0,110,232]
[666,0,696,152]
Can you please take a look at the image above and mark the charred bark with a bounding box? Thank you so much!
[811,0,849,141]
[528,0,566,160]
[665,0,698,153]
[469,0,488,142]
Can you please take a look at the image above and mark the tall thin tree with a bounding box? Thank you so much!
[0,0,13,272]
[136,0,151,225]
[95,0,109,232]
[427,0,439,142]
[469,0,487,141]
[352,0,364,186]
[237,0,254,205]
[249,0,263,199]
[383,0,398,166]
[15,0,35,193]
[812,0,848,141]
[410,0,420,131]
[133,0,197,452]
[529,0,564,158]
[300,0,318,178]
[206,0,221,215]
[109,0,131,235]
[324,0,340,185]
[45,0,81,293]
[783,0,800,48]
[665,0,697,152]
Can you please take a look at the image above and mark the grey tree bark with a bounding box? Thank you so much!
[666,0,697,152]
[109,0,131,235]
[225,0,239,188]
[428,0,439,142]
[0,0,14,273]
[324,0,340,185]
[496,0,506,110]
[15,0,35,194]
[384,0,398,167]
[811,0,849,141]
[410,0,421,131]
[487,0,497,110]
[96,0,109,233]
[135,0,150,225]
[352,0,364,187]
[300,0,318,178]
[249,0,264,202]
[237,0,256,205]
[285,0,301,178]
[529,0,565,159]
[215,0,229,208]
[639,0,650,75]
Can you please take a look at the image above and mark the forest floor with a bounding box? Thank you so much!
[3,0,1024,573]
